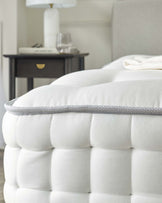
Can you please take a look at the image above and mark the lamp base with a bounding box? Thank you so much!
[44,8,60,48]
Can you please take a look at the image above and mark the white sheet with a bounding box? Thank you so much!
[123,56,162,70]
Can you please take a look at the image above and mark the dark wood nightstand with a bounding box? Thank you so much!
[4,53,89,100]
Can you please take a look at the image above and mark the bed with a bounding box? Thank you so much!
[2,0,162,203]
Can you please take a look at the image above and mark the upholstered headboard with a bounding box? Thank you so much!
[112,0,162,60]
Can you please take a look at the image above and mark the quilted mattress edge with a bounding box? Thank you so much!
[5,99,162,116]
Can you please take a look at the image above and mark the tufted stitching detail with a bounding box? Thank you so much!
[130,115,133,196]
[15,116,22,189]
[3,112,162,202]
[89,114,93,194]
[16,148,22,188]
[50,115,54,191]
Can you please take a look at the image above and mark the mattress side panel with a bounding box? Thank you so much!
[2,112,162,203]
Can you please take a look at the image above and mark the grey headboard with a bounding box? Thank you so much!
[112,0,162,60]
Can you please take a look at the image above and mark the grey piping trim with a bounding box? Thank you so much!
[4,99,162,116]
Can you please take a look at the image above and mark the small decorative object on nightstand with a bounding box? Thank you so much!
[4,53,89,100]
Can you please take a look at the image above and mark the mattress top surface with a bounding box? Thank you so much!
[10,55,162,112]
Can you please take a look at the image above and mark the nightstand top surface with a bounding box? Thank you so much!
[4,53,89,59]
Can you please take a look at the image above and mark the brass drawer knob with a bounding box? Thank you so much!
[36,64,45,69]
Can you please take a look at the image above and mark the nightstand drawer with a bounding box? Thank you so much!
[4,53,89,99]
[16,59,65,78]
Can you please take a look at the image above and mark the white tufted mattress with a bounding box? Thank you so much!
[2,56,162,203]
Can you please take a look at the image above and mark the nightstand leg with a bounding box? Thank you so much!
[79,57,85,70]
[65,58,72,74]
[27,78,34,91]
[9,58,16,100]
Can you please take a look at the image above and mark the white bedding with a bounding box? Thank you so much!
[3,56,162,203]
[123,55,162,70]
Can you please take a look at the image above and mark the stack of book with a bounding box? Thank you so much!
[19,47,58,54]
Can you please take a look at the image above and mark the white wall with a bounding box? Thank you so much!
[0,0,6,148]
[2,0,18,99]
[0,0,18,148]
[17,0,28,96]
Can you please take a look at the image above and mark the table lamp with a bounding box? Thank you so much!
[26,0,77,50]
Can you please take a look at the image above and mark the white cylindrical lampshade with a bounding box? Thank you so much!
[26,0,77,8]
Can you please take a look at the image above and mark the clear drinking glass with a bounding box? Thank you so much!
[56,33,72,53]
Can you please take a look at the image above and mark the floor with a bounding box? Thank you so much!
[0,150,4,202]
